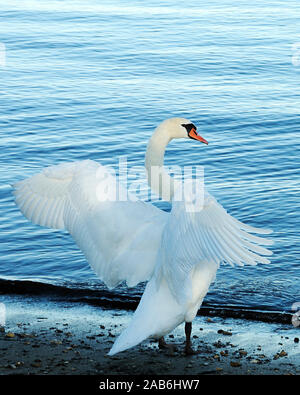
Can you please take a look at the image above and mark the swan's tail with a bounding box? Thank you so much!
[108,277,184,356]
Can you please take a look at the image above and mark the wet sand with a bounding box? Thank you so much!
[0,295,299,375]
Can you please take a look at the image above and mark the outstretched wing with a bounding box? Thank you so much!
[13,160,168,288]
[158,181,273,303]
[13,161,78,230]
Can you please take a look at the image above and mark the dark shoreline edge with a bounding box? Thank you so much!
[0,278,293,325]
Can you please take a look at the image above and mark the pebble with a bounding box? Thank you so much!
[274,350,288,360]
[220,350,228,357]
[278,350,288,357]
[294,337,299,343]
[250,359,260,364]
[31,362,41,368]
[51,340,62,345]
[213,340,226,348]
[218,329,232,336]
[230,361,241,367]
[5,332,15,338]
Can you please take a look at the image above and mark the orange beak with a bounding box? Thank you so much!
[189,128,208,144]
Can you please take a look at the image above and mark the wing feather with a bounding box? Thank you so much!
[13,160,168,288]
[158,182,273,302]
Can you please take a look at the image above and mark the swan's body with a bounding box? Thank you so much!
[13,118,273,355]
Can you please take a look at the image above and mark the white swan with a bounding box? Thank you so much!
[13,117,273,355]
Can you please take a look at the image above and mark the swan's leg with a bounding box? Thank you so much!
[185,322,199,355]
[158,336,167,349]
[158,337,177,353]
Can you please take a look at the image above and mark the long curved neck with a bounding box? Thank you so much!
[145,125,177,201]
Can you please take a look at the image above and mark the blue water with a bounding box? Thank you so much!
[0,0,299,313]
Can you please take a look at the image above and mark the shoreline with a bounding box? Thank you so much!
[0,294,299,375]
[0,278,294,325]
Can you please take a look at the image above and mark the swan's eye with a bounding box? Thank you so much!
[182,123,197,133]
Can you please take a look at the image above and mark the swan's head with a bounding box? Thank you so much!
[159,117,208,144]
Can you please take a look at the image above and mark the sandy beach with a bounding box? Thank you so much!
[0,294,299,376]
